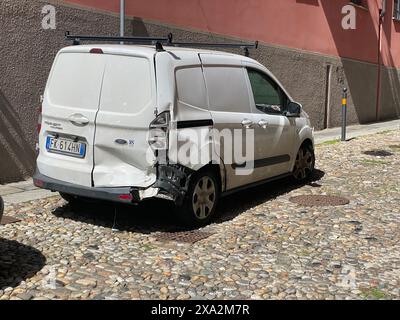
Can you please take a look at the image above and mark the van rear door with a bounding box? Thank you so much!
[37,51,106,187]
[92,54,157,188]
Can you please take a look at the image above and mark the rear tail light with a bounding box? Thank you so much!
[33,178,44,188]
[148,111,170,150]
[118,194,133,201]
[37,105,42,134]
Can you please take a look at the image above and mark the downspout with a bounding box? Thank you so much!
[376,0,387,121]
[120,0,125,44]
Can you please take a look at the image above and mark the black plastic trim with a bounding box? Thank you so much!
[222,172,292,197]
[232,154,290,170]
[33,169,140,204]
[176,119,214,129]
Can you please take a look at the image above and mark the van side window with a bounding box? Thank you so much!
[203,66,251,113]
[247,68,287,115]
[176,67,207,108]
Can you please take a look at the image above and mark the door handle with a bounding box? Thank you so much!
[69,114,89,126]
[241,119,253,129]
[258,120,269,129]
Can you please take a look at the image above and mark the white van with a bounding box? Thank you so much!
[34,41,315,226]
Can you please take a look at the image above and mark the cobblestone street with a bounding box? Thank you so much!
[1,131,399,300]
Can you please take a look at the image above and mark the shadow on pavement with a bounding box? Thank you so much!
[0,238,46,290]
[52,169,325,233]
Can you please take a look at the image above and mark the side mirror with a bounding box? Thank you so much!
[285,101,302,117]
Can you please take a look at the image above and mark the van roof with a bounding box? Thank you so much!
[59,44,260,65]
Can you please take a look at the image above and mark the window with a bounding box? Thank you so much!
[247,68,286,115]
[350,0,363,6]
[48,53,105,110]
[100,55,152,114]
[394,0,400,21]
[203,66,251,113]
[176,67,207,108]
[349,0,368,10]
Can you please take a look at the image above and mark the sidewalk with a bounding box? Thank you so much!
[314,118,400,144]
[1,118,399,205]
[0,179,53,205]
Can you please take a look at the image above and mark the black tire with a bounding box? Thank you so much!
[292,144,315,181]
[59,192,80,205]
[0,196,4,220]
[175,170,220,228]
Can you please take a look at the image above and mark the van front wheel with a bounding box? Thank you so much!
[176,170,220,227]
[292,145,315,181]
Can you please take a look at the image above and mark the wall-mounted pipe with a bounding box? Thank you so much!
[376,0,387,120]
[120,0,125,43]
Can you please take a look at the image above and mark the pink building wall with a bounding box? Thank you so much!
[62,0,400,68]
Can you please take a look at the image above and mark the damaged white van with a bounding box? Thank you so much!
[34,35,315,226]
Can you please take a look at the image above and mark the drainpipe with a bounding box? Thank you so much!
[120,0,125,43]
[376,0,386,121]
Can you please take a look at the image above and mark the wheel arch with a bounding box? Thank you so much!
[196,160,226,193]
[300,138,314,151]
[290,138,315,172]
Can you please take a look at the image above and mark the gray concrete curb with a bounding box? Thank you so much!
[0,179,54,205]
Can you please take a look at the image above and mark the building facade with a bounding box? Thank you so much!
[0,0,399,183]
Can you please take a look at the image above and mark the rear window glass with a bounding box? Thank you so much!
[100,55,153,114]
[47,52,105,110]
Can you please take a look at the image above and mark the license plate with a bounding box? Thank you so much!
[46,136,86,158]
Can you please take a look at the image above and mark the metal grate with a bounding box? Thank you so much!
[289,195,349,207]
[0,215,21,225]
[363,150,393,157]
[155,230,213,244]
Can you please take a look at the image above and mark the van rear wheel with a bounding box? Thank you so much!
[59,192,98,206]
[59,192,82,206]
[176,170,220,228]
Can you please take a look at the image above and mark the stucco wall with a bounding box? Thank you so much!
[0,0,126,183]
[0,0,398,183]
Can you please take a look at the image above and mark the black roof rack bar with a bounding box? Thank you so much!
[170,41,258,49]
[65,31,169,46]
[65,31,258,56]
[170,41,259,57]
[166,34,258,56]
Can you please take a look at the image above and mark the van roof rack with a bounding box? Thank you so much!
[65,31,258,56]
[65,31,169,48]
[166,34,258,57]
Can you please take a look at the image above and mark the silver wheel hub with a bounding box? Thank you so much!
[294,148,314,180]
[192,176,216,220]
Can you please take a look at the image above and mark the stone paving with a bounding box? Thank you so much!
[0,130,399,300]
